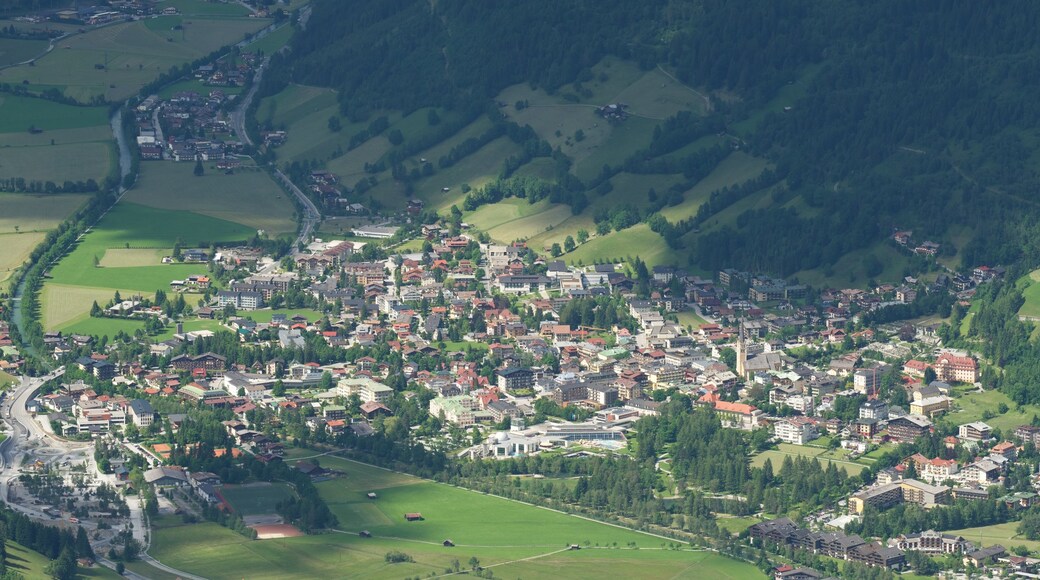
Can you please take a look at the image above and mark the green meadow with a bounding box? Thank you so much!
[147,452,764,579]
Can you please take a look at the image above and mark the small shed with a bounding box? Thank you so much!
[443,539,455,547]
[359,530,371,538]
[404,512,424,521]
[367,492,378,499]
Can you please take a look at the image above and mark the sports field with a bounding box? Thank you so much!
[147,452,763,579]
[1,16,268,102]
[126,161,297,236]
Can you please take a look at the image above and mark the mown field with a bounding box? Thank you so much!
[0,95,115,184]
[148,451,763,579]
[41,202,253,331]
[127,161,297,236]
[0,16,268,102]
[950,389,1037,433]
[0,37,48,67]
[0,193,89,290]
[1017,268,1040,319]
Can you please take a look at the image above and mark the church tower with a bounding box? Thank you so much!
[735,322,747,379]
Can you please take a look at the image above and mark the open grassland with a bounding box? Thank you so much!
[42,201,252,329]
[61,315,146,339]
[659,152,771,222]
[0,141,113,183]
[0,193,87,289]
[750,443,867,476]
[127,161,297,235]
[220,482,296,516]
[242,308,324,323]
[98,247,167,268]
[40,284,150,331]
[1018,269,1040,319]
[0,231,46,290]
[950,521,1040,552]
[149,452,763,579]
[4,540,121,579]
[951,389,1037,433]
[564,223,676,269]
[0,37,48,67]
[245,23,293,55]
[0,370,16,389]
[0,94,109,133]
[0,17,268,102]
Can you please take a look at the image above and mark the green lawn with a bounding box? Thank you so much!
[164,0,253,16]
[564,223,677,269]
[245,23,293,55]
[0,370,16,389]
[242,309,325,323]
[157,78,245,99]
[61,316,146,339]
[219,482,296,517]
[146,451,765,579]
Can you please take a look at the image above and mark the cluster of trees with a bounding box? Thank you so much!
[555,295,638,333]
[0,510,93,576]
[0,178,100,194]
[849,500,1011,538]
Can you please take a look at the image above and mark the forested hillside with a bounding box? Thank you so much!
[267,0,1040,276]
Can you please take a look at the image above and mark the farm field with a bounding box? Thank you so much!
[0,37,48,67]
[0,16,269,102]
[148,451,763,579]
[0,231,45,290]
[127,161,297,236]
[41,202,254,331]
[157,78,244,99]
[163,0,252,16]
[245,23,293,55]
[0,94,109,133]
[0,192,89,290]
[659,152,770,222]
[0,141,114,184]
[750,443,868,476]
[60,315,146,339]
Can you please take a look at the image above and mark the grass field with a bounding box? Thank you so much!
[42,201,253,330]
[659,152,771,222]
[0,193,88,290]
[0,141,114,184]
[60,315,146,339]
[148,451,764,579]
[220,482,296,517]
[565,223,676,269]
[242,309,325,323]
[750,443,867,476]
[0,37,48,67]
[157,78,244,99]
[0,370,15,389]
[1018,269,1040,319]
[951,521,1038,552]
[164,0,252,16]
[245,23,293,55]
[3,539,120,579]
[0,94,110,133]
[126,161,297,236]
[951,389,1037,433]
[1,16,268,102]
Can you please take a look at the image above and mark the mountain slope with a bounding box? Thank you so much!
[268,0,1040,276]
